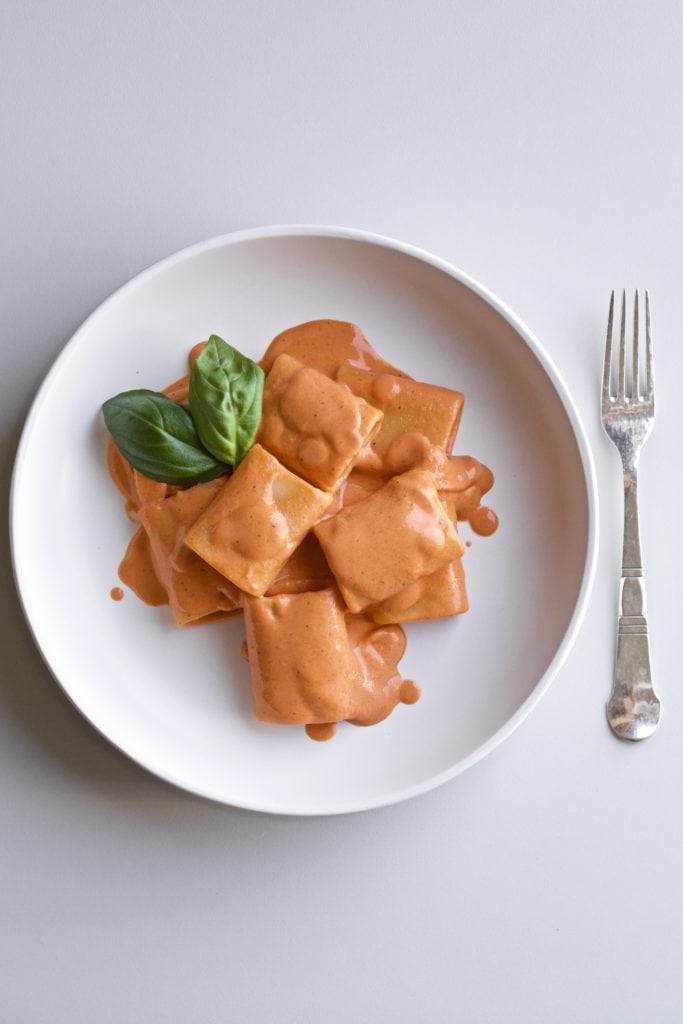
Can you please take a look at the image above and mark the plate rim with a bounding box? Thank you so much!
[10,223,599,815]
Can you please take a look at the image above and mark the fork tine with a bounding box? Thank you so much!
[645,289,654,401]
[617,289,627,400]
[602,290,614,405]
[633,290,639,399]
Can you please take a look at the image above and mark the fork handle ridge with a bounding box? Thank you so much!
[611,577,655,728]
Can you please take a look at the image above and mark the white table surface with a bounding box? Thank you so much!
[2,2,682,1021]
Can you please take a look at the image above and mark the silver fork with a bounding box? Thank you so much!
[602,290,660,740]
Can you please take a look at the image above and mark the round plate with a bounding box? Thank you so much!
[11,226,598,815]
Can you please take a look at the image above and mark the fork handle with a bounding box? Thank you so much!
[607,466,660,740]
[610,577,656,738]
[621,467,642,570]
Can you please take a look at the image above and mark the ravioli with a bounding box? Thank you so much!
[185,444,333,596]
[337,365,463,455]
[314,468,464,613]
[258,354,383,491]
[138,480,241,625]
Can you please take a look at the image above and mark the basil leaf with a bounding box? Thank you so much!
[189,335,264,466]
[102,389,227,486]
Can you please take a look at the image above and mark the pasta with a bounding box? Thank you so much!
[106,320,498,741]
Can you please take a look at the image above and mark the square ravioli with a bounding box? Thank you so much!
[138,480,241,626]
[336,365,464,455]
[366,488,468,624]
[243,589,365,725]
[314,468,464,613]
[185,444,333,597]
[137,477,241,622]
[368,558,468,624]
[365,489,467,623]
[258,353,383,491]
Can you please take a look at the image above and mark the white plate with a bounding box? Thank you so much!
[11,226,598,815]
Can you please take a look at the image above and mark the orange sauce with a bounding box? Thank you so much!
[138,480,240,625]
[345,613,409,726]
[260,319,406,379]
[266,533,332,595]
[257,354,382,492]
[106,320,497,740]
[469,505,499,537]
[305,723,337,742]
[118,527,169,606]
[243,589,409,728]
[399,680,421,705]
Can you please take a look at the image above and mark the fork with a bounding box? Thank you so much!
[601,290,660,740]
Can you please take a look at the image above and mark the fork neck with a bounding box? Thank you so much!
[621,456,642,576]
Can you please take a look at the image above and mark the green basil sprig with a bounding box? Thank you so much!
[101,336,265,487]
[189,335,265,467]
[102,389,228,486]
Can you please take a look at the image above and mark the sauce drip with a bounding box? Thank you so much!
[305,723,337,742]
[372,433,497,533]
[469,505,499,537]
[399,680,421,705]
[345,613,408,726]
[118,528,169,606]
[110,587,124,602]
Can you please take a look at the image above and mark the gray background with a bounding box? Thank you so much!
[3,1,683,1021]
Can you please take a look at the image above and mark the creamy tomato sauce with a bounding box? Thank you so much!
[106,319,497,740]
[243,589,410,728]
[118,527,169,606]
[260,319,406,378]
